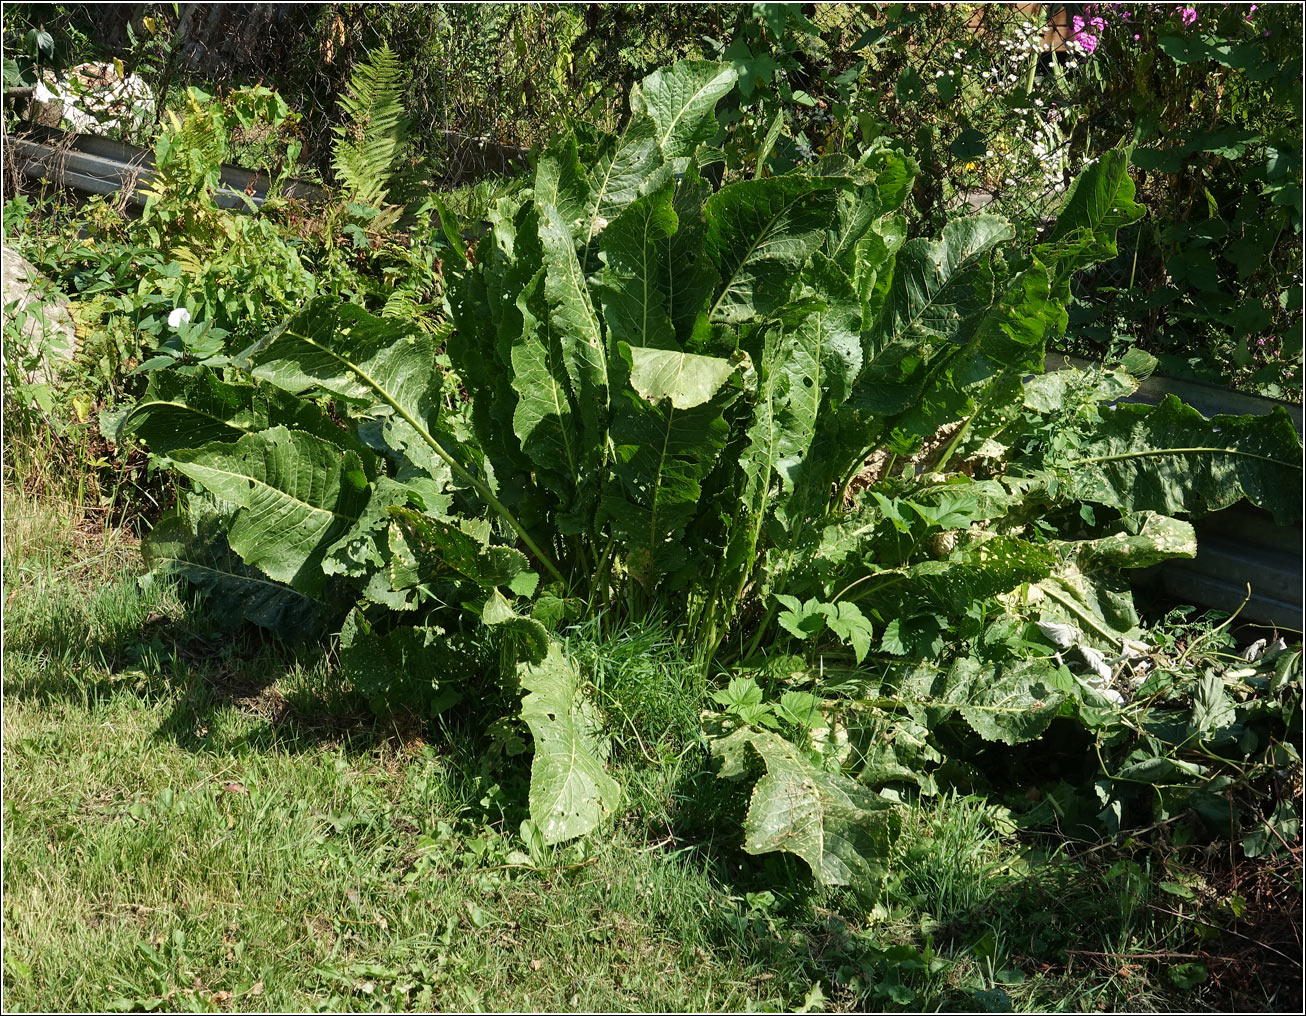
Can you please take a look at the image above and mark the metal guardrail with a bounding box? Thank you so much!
[8,124,327,211]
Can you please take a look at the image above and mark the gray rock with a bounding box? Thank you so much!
[2,245,78,385]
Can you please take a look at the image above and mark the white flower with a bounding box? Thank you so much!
[168,307,192,329]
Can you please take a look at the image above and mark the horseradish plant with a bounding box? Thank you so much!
[121,61,1302,887]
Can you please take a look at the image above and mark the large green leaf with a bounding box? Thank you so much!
[948,659,1075,744]
[885,265,1058,453]
[1037,148,1145,287]
[121,369,368,460]
[253,295,562,581]
[631,60,738,161]
[540,205,609,422]
[446,202,540,506]
[869,214,1014,352]
[249,298,436,425]
[323,474,449,578]
[625,345,737,409]
[510,267,589,521]
[1063,396,1303,525]
[712,728,901,889]
[119,370,265,454]
[597,187,679,352]
[578,116,664,265]
[703,175,844,325]
[603,347,735,584]
[774,254,862,504]
[481,589,549,663]
[884,657,1074,745]
[851,215,1013,415]
[666,168,719,344]
[519,643,621,844]
[534,134,592,228]
[169,427,370,595]
[1033,514,1198,644]
[388,506,533,590]
[339,615,463,713]
[143,509,322,635]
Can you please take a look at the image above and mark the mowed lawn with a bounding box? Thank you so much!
[3,492,1298,1012]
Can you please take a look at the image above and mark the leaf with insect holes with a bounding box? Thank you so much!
[519,643,620,843]
[711,728,901,890]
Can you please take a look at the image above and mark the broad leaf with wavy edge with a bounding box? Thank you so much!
[248,297,563,582]
[603,345,735,584]
[712,727,900,889]
[120,370,265,453]
[1037,147,1145,289]
[144,510,322,635]
[877,657,1075,745]
[169,426,370,595]
[519,643,621,844]
[631,60,738,162]
[850,215,1013,417]
[1062,396,1303,526]
[598,186,679,352]
[703,174,845,325]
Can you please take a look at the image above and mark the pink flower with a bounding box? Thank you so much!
[1070,15,1100,54]
[1179,6,1198,26]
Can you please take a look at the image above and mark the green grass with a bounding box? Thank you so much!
[3,490,1298,1012]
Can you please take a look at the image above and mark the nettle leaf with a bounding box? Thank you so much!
[712,728,901,890]
[703,174,845,325]
[824,602,875,664]
[169,427,370,596]
[143,510,322,635]
[519,643,621,844]
[1063,396,1303,525]
[775,596,875,663]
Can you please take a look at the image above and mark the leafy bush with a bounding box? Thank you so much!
[118,60,1301,893]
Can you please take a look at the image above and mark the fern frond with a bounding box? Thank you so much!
[332,44,409,208]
